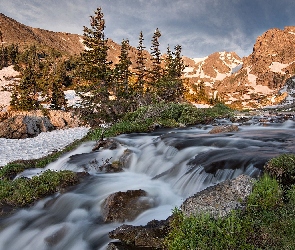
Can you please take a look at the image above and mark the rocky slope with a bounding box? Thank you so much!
[0,13,84,55]
[0,13,151,68]
[209,27,295,108]
[2,13,295,109]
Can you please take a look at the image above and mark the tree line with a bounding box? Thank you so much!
[1,7,186,124]
[77,7,185,124]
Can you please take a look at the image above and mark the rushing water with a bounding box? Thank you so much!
[0,117,295,249]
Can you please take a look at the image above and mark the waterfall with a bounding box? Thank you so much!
[1,120,295,249]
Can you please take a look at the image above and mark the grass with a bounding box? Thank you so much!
[165,154,295,250]
[0,170,79,207]
[87,102,233,140]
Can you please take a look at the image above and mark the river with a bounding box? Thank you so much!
[0,116,294,249]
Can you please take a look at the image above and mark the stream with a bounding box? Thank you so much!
[0,116,295,249]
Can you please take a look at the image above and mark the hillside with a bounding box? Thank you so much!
[0,13,152,69]
[0,13,84,55]
[1,12,295,109]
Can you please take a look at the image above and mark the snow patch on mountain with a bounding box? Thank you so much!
[193,56,208,64]
[269,62,289,73]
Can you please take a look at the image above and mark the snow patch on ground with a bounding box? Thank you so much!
[0,66,19,110]
[246,67,257,85]
[0,127,90,167]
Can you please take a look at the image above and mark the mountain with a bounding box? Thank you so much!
[0,13,84,55]
[213,27,295,108]
[0,13,152,69]
[2,12,295,109]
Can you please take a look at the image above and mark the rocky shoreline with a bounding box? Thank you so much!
[105,175,254,249]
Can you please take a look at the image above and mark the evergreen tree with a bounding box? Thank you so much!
[150,28,162,83]
[135,31,146,92]
[154,44,185,102]
[0,45,8,69]
[78,7,113,123]
[47,62,67,110]
[10,67,40,111]
[114,39,132,97]
[10,45,41,111]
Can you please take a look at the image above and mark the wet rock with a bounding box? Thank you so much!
[208,124,239,134]
[118,149,134,169]
[181,174,254,218]
[108,219,170,249]
[92,138,119,151]
[45,225,68,246]
[99,162,123,173]
[101,189,154,223]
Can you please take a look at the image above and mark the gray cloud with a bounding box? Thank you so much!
[1,0,295,58]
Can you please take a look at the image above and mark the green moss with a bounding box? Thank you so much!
[165,208,253,250]
[0,170,79,207]
[247,174,283,212]
[88,102,233,141]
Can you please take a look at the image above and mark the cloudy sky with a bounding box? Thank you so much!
[1,0,295,58]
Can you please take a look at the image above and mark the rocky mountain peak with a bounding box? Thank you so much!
[183,51,242,82]
[206,26,295,109]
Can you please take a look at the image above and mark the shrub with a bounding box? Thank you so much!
[264,153,295,188]
[165,208,253,250]
[88,102,233,140]
[247,174,283,212]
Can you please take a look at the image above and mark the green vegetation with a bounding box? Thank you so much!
[87,102,232,140]
[0,137,88,209]
[0,170,78,207]
[265,153,295,189]
[165,154,295,249]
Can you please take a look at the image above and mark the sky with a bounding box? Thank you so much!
[1,0,295,59]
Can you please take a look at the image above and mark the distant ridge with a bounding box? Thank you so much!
[0,13,84,55]
[2,13,295,108]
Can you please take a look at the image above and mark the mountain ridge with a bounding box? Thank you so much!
[1,13,295,109]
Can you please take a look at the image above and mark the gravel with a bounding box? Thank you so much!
[0,127,90,167]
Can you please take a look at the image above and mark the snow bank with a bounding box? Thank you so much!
[0,127,90,167]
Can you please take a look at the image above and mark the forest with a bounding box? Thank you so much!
[0,7,203,126]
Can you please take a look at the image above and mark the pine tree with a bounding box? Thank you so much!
[135,31,146,92]
[150,28,162,83]
[48,62,67,110]
[78,7,113,123]
[154,44,184,102]
[10,45,41,111]
[114,39,132,97]
[10,67,40,111]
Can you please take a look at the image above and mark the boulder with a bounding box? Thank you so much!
[108,219,170,249]
[0,115,54,139]
[92,138,119,151]
[99,162,123,173]
[47,110,82,129]
[108,175,255,249]
[0,110,84,139]
[101,189,154,223]
[180,174,254,218]
[208,124,239,134]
